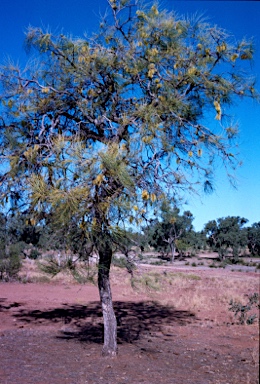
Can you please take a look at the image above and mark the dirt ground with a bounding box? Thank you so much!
[0,262,259,384]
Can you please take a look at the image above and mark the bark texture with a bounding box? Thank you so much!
[97,240,117,357]
[170,243,176,263]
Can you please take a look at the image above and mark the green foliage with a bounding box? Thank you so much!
[0,213,25,280]
[229,293,259,325]
[144,202,195,261]
[38,251,98,283]
[28,248,41,260]
[204,216,248,262]
[112,256,128,268]
[70,265,97,285]
[37,255,64,276]
[247,222,260,256]
[132,270,201,291]
[131,271,162,291]
[0,1,258,255]
[0,242,23,281]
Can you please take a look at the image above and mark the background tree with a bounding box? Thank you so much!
[247,222,260,256]
[0,211,24,280]
[204,216,248,261]
[144,202,194,261]
[0,0,257,355]
[176,228,207,257]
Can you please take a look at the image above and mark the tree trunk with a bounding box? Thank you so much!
[170,243,176,263]
[97,240,117,357]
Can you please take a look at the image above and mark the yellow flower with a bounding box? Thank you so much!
[93,174,104,186]
[142,136,153,144]
[188,151,193,157]
[151,5,159,15]
[121,143,127,151]
[7,99,13,108]
[187,67,196,76]
[158,95,166,102]
[41,87,49,93]
[81,45,88,54]
[148,68,156,79]
[216,43,226,53]
[213,100,221,113]
[221,43,227,51]
[149,48,158,56]
[150,193,156,203]
[231,53,238,62]
[141,190,149,200]
[78,56,86,63]
[133,205,138,211]
[79,221,86,230]
[214,100,222,120]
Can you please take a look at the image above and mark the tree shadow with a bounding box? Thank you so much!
[14,300,196,344]
[0,298,23,311]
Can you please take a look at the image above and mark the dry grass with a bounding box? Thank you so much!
[18,260,259,326]
[19,258,98,285]
[112,267,260,326]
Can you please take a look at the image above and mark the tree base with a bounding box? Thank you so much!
[101,346,118,357]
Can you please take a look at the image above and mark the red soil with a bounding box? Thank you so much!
[0,265,259,384]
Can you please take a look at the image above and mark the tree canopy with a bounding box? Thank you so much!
[144,202,194,261]
[204,216,249,261]
[0,0,258,355]
[247,222,260,256]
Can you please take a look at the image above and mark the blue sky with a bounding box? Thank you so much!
[0,0,259,231]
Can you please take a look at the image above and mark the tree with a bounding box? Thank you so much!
[144,202,194,261]
[0,0,257,355]
[0,211,25,280]
[204,216,248,261]
[176,229,207,257]
[247,222,260,256]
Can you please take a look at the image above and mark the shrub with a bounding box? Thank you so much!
[0,242,23,281]
[28,248,41,260]
[112,256,127,268]
[131,272,162,291]
[229,293,259,325]
[150,260,164,265]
